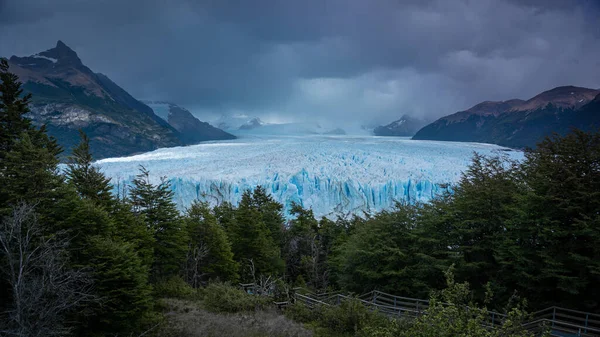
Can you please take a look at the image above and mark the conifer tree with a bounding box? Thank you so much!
[65,130,113,209]
[82,236,153,335]
[252,186,286,249]
[231,190,284,279]
[130,166,188,280]
[0,58,32,158]
[184,201,238,285]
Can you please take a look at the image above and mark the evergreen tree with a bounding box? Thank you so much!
[230,190,284,280]
[130,166,188,280]
[82,236,154,336]
[252,186,286,249]
[284,202,319,286]
[65,130,113,209]
[184,201,238,285]
[0,58,32,158]
[519,129,600,310]
[446,153,522,302]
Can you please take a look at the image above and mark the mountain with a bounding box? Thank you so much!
[413,86,600,148]
[373,115,428,137]
[238,117,266,130]
[7,41,182,159]
[212,113,261,131]
[144,101,235,143]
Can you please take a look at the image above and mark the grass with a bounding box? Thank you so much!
[156,298,313,337]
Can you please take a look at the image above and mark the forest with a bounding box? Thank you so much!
[1,57,599,337]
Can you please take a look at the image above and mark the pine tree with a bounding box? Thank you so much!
[231,190,284,280]
[130,166,188,280]
[65,130,113,209]
[0,58,32,158]
[252,186,285,249]
[81,236,153,335]
[184,201,238,285]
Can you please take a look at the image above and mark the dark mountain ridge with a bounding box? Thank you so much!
[373,115,428,137]
[6,41,231,159]
[413,86,600,148]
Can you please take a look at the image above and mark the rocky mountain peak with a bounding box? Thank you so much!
[41,40,83,66]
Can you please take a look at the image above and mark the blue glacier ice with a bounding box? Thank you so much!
[96,135,523,218]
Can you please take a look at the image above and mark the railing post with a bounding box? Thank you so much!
[372,291,377,304]
[585,313,589,333]
[416,301,420,317]
[552,307,556,328]
[492,312,495,328]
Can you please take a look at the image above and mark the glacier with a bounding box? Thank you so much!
[96,135,523,218]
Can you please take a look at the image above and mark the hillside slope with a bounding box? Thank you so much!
[413,86,600,148]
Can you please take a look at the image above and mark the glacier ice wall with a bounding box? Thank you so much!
[96,135,523,218]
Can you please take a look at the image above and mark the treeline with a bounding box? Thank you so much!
[2,58,600,336]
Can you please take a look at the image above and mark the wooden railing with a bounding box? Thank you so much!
[289,288,600,336]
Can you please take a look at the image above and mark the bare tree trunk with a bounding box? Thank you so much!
[185,242,209,287]
[0,203,95,337]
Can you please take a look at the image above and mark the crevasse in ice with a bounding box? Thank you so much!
[96,135,523,218]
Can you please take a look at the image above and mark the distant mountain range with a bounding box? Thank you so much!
[143,101,235,144]
[7,41,233,159]
[373,115,428,137]
[413,86,600,148]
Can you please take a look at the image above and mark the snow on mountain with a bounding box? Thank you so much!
[212,113,260,131]
[96,135,523,218]
[143,101,171,120]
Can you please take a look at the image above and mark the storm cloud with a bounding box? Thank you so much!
[1,0,599,126]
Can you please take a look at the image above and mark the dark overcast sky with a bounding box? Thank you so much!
[1,0,599,126]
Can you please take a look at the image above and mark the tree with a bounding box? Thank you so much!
[445,153,523,302]
[252,186,286,249]
[333,203,443,297]
[0,204,95,337]
[518,129,600,310]
[184,201,238,285]
[130,166,188,280]
[283,202,320,287]
[0,58,32,158]
[398,268,538,337]
[81,236,154,336]
[229,190,284,280]
[65,130,113,209]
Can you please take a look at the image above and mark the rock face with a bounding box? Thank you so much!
[238,117,265,130]
[8,41,182,159]
[373,115,428,137]
[166,104,235,143]
[413,86,600,148]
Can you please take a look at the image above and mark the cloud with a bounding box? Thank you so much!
[1,0,599,126]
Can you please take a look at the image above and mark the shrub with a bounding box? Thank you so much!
[284,302,319,323]
[317,298,378,334]
[154,276,197,299]
[203,282,271,313]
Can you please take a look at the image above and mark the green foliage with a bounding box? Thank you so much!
[317,298,383,335]
[154,276,198,299]
[65,130,113,208]
[0,58,33,158]
[333,203,446,298]
[81,236,154,335]
[184,201,239,285]
[228,190,284,279]
[202,282,271,313]
[399,269,538,337]
[130,166,188,279]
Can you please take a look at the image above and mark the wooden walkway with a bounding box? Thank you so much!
[291,289,600,337]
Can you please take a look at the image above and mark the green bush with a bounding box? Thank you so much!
[284,302,319,323]
[154,276,197,299]
[317,298,384,335]
[202,282,271,313]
